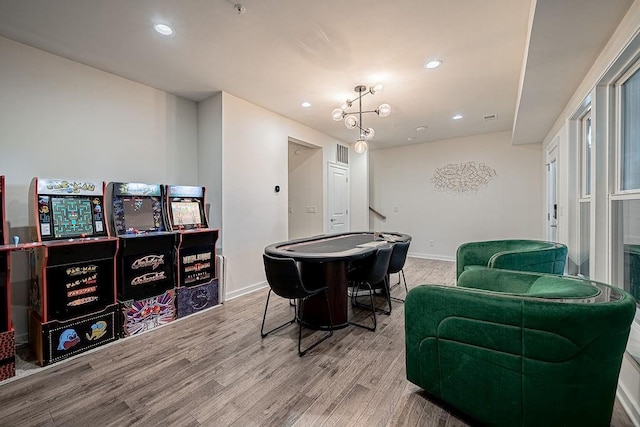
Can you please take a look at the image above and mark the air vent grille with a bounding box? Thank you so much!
[337,144,349,164]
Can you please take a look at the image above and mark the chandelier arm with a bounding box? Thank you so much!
[341,109,378,115]
[346,88,373,105]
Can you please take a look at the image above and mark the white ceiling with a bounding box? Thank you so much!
[0,0,632,149]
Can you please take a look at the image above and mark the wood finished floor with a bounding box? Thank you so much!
[0,258,633,426]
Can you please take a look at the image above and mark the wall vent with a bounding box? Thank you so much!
[337,144,349,164]
[483,113,498,121]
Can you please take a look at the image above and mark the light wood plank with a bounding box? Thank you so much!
[0,258,632,426]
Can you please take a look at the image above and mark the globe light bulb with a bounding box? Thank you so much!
[332,108,344,121]
[363,127,375,140]
[344,115,359,129]
[377,103,391,117]
[370,83,384,95]
[354,139,368,154]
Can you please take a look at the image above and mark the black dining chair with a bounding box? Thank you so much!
[349,245,393,331]
[261,254,333,356]
[387,240,410,302]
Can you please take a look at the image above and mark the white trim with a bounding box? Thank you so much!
[611,192,640,201]
[224,281,268,301]
[408,252,455,263]
[618,381,640,426]
[326,162,350,233]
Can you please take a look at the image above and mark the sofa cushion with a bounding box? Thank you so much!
[458,268,600,299]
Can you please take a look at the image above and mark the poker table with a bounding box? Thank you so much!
[264,231,411,329]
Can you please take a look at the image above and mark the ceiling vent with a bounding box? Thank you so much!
[483,114,498,121]
[337,144,349,164]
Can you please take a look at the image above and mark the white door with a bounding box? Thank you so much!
[327,163,349,233]
[547,147,558,242]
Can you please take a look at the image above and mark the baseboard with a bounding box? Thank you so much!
[408,252,455,262]
[618,381,640,427]
[225,281,268,301]
[15,332,28,347]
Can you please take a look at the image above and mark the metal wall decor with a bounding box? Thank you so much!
[431,161,497,195]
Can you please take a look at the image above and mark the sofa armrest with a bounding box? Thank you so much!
[456,241,507,279]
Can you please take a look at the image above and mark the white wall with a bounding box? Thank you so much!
[349,150,370,232]
[199,92,368,299]
[288,142,323,240]
[197,93,223,234]
[370,131,543,260]
[0,37,198,342]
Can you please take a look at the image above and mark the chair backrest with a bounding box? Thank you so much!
[367,245,393,285]
[387,241,410,275]
[263,254,316,299]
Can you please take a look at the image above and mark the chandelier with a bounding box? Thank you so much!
[331,84,391,154]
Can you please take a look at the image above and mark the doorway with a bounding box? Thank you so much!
[547,146,558,242]
[288,140,323,239]
[327,162,349,233]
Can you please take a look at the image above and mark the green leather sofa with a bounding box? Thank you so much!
[405,268,636,427]
[456,239,568,279]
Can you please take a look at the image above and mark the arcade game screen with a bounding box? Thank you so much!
[51,197,95,238]
[171,201,202,227]
[123,197,157,232]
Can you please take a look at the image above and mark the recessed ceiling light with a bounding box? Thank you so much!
[407,137,415,141]
[425,60,443,69]
[153,23,174,36]
[301,101,311,108]
[452,114,463,120]
[415,126,428,132]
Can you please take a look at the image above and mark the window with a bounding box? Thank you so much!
[612,199,640,301]
[581,110,592,197]
[621,67,640,191]
[578,202,590,277]
[578,108,591,277]
[612,63,640,308]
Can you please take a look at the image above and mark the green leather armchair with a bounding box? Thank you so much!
[405,268,636,427]
[456,239,568,279]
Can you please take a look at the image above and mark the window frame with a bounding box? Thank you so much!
[614,60,640,197]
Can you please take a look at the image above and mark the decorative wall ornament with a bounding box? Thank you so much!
[431,161,497,195]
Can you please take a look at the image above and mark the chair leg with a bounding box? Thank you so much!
[353,279,391,316]
[389,272,401,291]
[261,289,296,338]
[383,276,392,314]
[349,281,377,331]
[390,270,408,304]
[401,269,408,293]
[298,291,334,356]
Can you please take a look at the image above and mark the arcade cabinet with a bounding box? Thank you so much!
[107,182,176,336]
[0,176,16,379]
[28,178,119,366]
[166,185,219,318]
